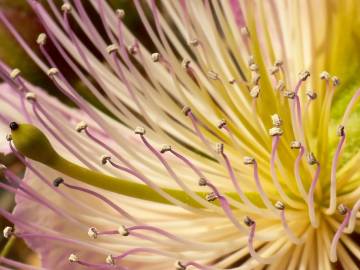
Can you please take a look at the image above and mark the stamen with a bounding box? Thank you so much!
[88,227,98,239]
[330,205,351,262]
[175,260,186,270]
[75,121,88,133]
[9,121,19,131]
[320,71,330,81]
[271,114,282,127]
[3,226,13,239]
[307,160,321,228]
[105,255,115,265]
[36,33,47,46]
[151,52,161,62]
[292,143,308,200]
[116,9,125,19]
[250,85,260,98]
[306,90,317,100]
[10,68,21,79]
[269,127,283,136]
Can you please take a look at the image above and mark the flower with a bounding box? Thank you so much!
[0,1,360,269]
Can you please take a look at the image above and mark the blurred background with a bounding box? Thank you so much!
[0,0,154,266]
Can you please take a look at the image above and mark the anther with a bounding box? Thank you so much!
[269,127,283,136]
[240,26,250,36]
[9,122,19,131]
[116,9,125,19]
[248,56,255,66]
[151,52,161,62]
[134,126,145,135]
[274,201,285,210]
[100,155,111,165]
[181,59,191,69]
[250,85,260,98]
[215,143,224,154]
[252,73,261,85]
[228,78,236,84]
[299,70,310,81]
[269,66,279,75]
[306,152,318,165]
[61,3,72,13]
[198,177,207,186]
[283,91,295,99]
[306,90,317,100]
[5,134,12,142]
[88,227,98,239]
[105,254,115,265]
[118,225,129,236]
[75,121,87,133]
[127,44,138,55]
[10,68,21,79]
[205,192,217,202]
[47,68,59,77]
[68,254,79,263]
[53,177,64,187]
[106,44,118,54]
[274,60,283,67]
[160,144,171,153]
[249,64,258,72]
[207,70,219,80]
[320,71,330,81]
[337,125,345,137]
[271,114,282,127]
[244,216,255,227]
[175,260,186,270]
[182,106,191,116]
[3,226,13,239]
[0,164,7,172]
[332,76,340,86]
[188,39,199,47]
[217,119,226,129]
[243,156,255,165]
[337,204,347,215]
[275,80,285,91]
[290,141,302,149]
[36,33,47,46]
[25,92,37,101]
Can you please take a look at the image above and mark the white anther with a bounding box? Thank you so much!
[275,80,285,91]
[106,254,115,265]
[274,59,283,67]
[160,144,171,153]
[151,52,161,62]
[6,134,12,142]
[25,92,37,101]
[61,3,72,12]
[240,26,249,36]
[127,44,138,55]
[248,56,255,66]
[88,227,98,239]
[47,68,59,77]
[198,177,207,186]
[216,143,224,154]
[306,90,317,100]
[252,73,261,85]
[182,106,191,116]
[134,126,145,135]
[116,9,125,19]
[75,121,87,133]
[181,59,191,69]
[36,33,47,46]
[332,76,340,86]
[118,225,129,236]
[274,201,285,210]
[244,216,255,227]
[10,69,21,79]
[320,71,330,80]
[68,254,79,263]
[207,70,219,80]
[100,155,111,165]
[299,70,310,81]
[205,192,217,202]
[306,152,317,165]
[290,141,302,149]
[283,91,295,99]
[250,85,260,98]
[337,125,345,137]
[3,226,13,239]
[249,64,258,72]
[188,39,199,47]
[217,119,226,129]
[243,156,255,165]
[269,127,283,136]
[269,66,279,75]
[175,261,186,270]
[337,204,347,215]
[271,114,282,127]
[106,44,118,54]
